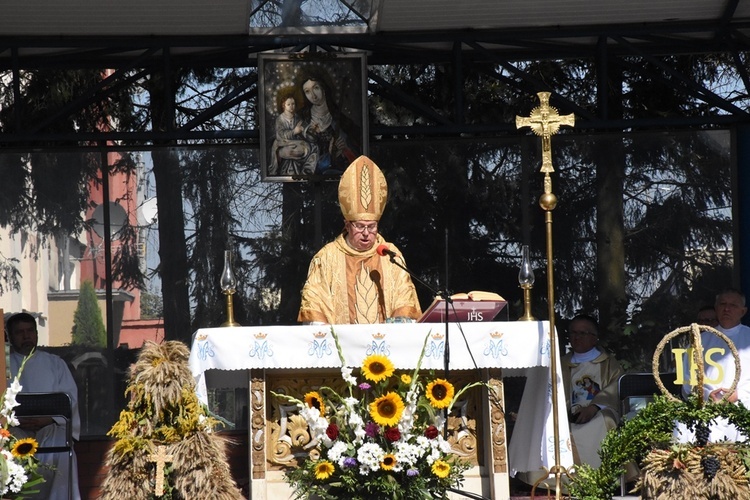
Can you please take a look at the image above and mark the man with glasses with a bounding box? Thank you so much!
[696,304,719,328]
[562,314,623,467]
[298,155,422,325]
[518,313,624,489]
[676,289,750,443]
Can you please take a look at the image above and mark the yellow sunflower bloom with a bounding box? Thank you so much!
[12,437,38,458]
[361,354,394,383]
[304,391,326,416]
[432,459,451,478]
[314,460,335,480]
[381,454,397,470]
[425,379,455,409]
[369,392,405,427]
[400,374,412,384]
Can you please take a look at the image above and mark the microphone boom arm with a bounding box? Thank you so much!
[384,253,452,304]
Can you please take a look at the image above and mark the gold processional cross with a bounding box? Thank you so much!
[515,91,574,500]
[515,91,575,196]
[148,445,173,497]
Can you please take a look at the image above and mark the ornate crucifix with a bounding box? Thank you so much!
[515,91,575,500]
[515,91,575,175]
[148,444,173,497]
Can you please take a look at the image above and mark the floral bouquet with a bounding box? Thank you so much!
[275,330,478,500]
[0,354,44,498]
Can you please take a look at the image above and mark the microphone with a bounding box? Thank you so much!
[376,244,397,258]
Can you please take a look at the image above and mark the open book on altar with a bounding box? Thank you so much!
[417,291,507,323]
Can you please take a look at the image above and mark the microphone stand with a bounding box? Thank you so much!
[384,245,489,500]
[383,254,450,312]
[382,249,452,435]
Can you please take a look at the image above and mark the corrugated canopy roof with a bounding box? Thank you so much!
[0,0,748,63]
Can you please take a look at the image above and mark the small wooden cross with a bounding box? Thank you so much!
[148,445,173,497]
[515,92,575,173]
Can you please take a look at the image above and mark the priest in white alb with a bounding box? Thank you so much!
[6,312,81,500]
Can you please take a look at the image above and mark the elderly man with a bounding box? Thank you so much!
[677,288,750,442]
[6,312,81,500]
[517,314,624,489]
[298,155,422,324]
[561,314,624,468]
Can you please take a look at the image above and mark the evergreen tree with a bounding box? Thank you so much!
[1,51,745,370]
[71,281,107,347]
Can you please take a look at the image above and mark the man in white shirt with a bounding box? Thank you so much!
[676,289,750,442]
[6,312,81,500]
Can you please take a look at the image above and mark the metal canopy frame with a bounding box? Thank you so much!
[0,1,749,146]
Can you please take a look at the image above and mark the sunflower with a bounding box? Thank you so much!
[304,391,326,416]
[361,354,394,383]
[381,454,397,470]
[400,374,412,384]
[314,460,335,480]
[431,459,451,478]
[425,379,455,409]
[369,392,405,427]
[12,437,38,458]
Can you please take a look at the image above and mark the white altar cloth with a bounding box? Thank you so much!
[189,321,573,475]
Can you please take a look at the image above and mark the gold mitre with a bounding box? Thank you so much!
[338,155,388,221]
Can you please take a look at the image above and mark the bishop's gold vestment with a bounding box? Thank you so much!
[298,234,422,324]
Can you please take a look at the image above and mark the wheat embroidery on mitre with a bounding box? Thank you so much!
[359,162,372,210]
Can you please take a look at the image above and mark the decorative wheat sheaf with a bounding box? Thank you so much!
[359,164,372,210]
[354,262,378,323]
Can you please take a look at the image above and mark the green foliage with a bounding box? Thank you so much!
[0,55,739,356]
[568,395,750,499]
[71,281,107,347]
[140,291,164,319]
[0,251,21,296]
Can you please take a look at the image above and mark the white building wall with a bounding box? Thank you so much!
[0,228,57,345]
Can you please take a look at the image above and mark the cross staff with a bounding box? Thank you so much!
[515,92,575,174]
[515,91,575,500]
[148,444,173,497]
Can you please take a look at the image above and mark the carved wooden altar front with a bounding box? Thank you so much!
[249,368,505,499]
[189,321,573,500]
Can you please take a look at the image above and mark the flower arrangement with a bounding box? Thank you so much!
[0,354,43,498]
[274,330,478,500]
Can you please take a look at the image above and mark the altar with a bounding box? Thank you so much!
[189,321,573,499]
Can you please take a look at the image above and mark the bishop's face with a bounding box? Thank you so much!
[345,220,378,251]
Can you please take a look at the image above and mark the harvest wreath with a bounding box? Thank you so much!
[568,323,750,500]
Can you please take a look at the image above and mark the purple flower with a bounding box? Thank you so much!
[407,469,419,477]
[343,457,358,468]
[358,382,371,391]
[365,422,380,438]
